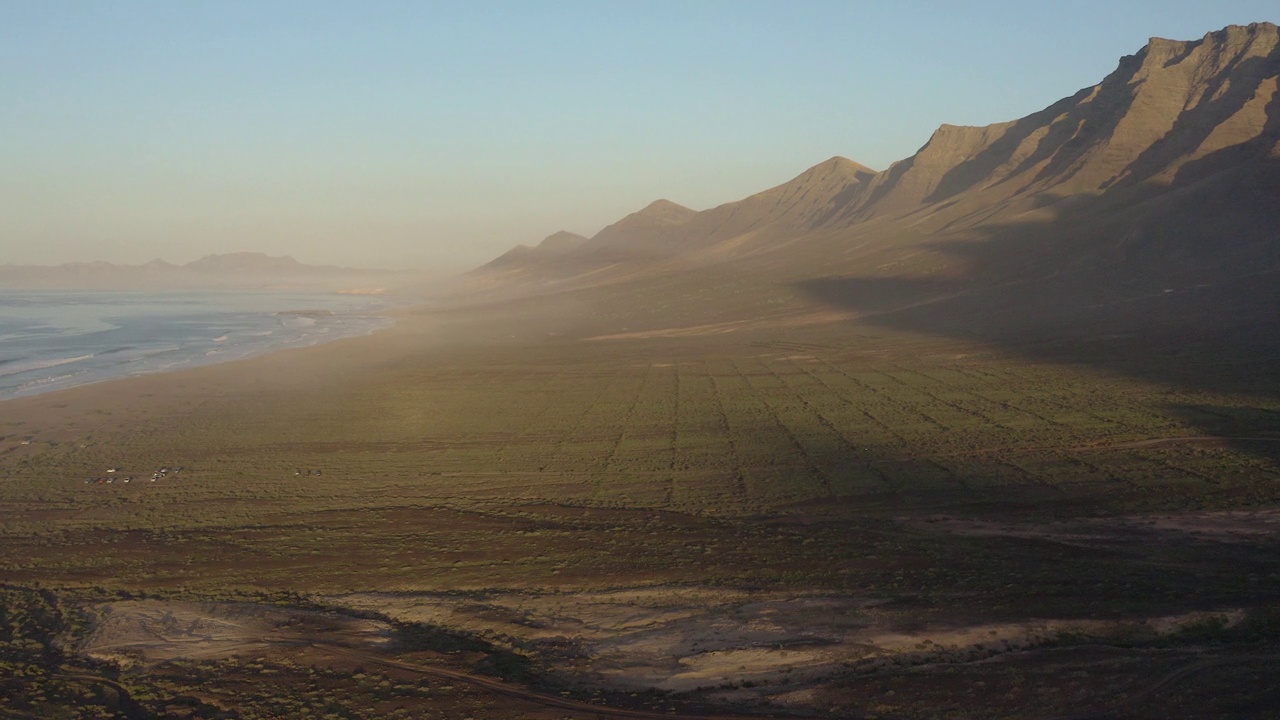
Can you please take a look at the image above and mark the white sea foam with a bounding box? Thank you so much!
[0,354,95,379]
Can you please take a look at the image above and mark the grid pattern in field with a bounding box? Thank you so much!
[13,336,1273,517]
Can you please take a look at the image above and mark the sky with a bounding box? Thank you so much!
[2,2,1276,272]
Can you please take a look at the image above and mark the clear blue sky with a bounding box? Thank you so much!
[2,1,1275,270]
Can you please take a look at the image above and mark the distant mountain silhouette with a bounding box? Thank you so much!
[0,252,406,291]
[479,231,588,271]
[183,252,315,274]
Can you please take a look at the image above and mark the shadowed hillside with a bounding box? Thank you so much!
[791,23,1280,447]
[829,21,1280,232]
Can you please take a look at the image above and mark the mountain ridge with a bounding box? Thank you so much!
[468,21,1278,298]
[831,21,1280,230]
[469,155,882,288]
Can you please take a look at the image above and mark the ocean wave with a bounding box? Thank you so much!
[98,345,137,356]
[17,370,89,390]
[0,331,51,343]
[0,354,95,379]
[139,345,182,356]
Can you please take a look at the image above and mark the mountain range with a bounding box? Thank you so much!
[0,253,407,292]
[470,21,1279,339]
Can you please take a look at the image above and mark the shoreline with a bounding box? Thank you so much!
[0,306,449,463]
[0,287,554,467]
[0,290,410,403]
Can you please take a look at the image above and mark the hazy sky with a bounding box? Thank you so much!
[2,2,1275,271]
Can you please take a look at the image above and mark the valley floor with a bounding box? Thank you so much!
[2,292,1279,718]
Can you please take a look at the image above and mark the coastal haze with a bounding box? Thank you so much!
[0,252,414,292]
[2,7,1280,720]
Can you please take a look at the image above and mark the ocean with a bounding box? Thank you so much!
[0,290,396,401]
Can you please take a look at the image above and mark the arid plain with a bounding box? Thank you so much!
[4,283,1280,718]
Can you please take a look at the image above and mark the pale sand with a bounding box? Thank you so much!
[322,588,1246,696]
[81,600,392,667]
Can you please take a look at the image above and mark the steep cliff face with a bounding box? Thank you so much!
[834,22,1280,228]
[843,122,1019,222]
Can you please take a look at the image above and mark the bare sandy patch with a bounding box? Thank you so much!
[321,586,1245,698]
[66,593,1252,715]
[81,600,392,667]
